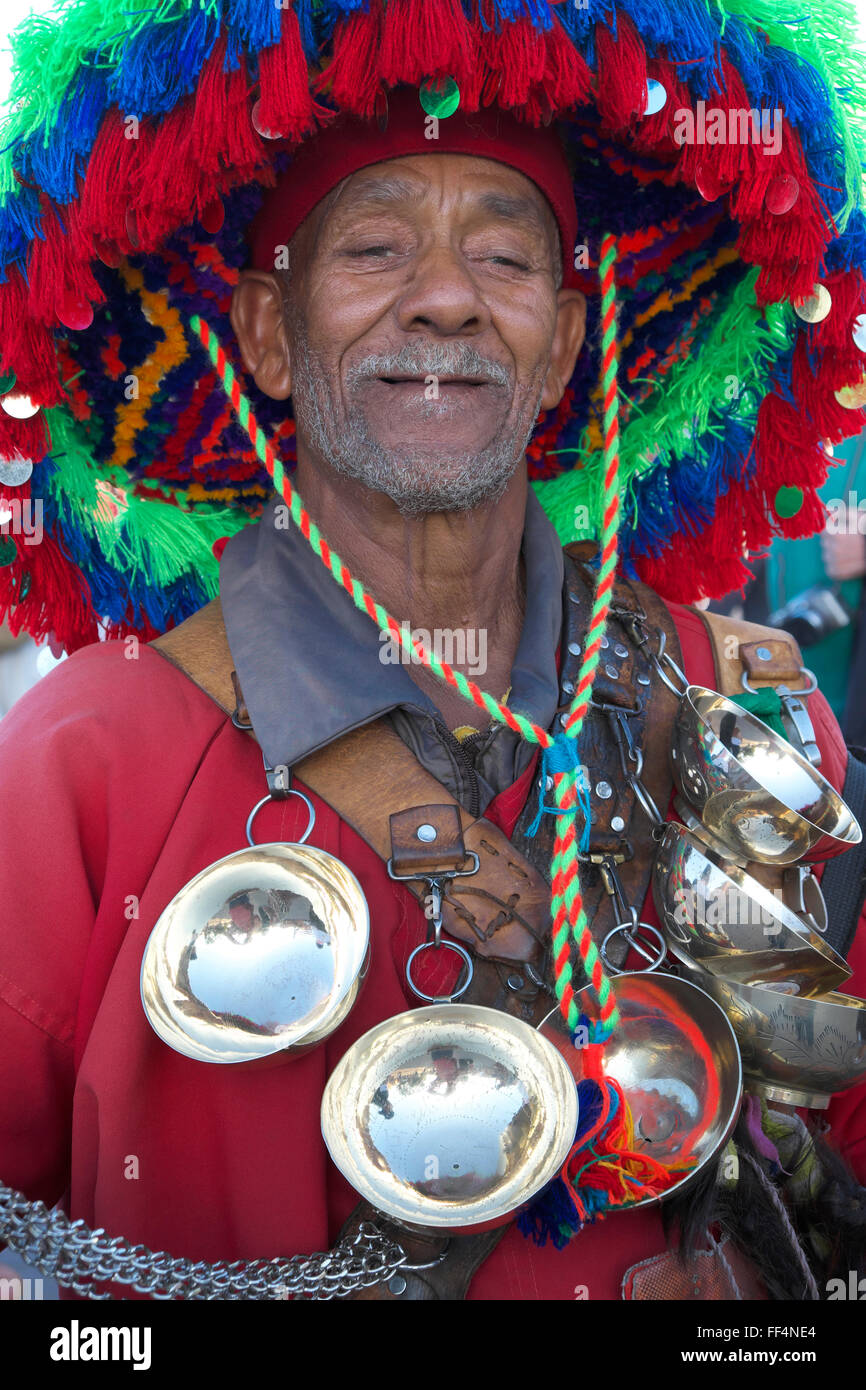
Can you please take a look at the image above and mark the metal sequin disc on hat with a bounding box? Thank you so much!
[695,163,733,202]
[644,79,667,116]
[0,456,33,486]
[1,393,39,419]
[835,377,866,409]
[251,99,284,139]
[853,314,866,352]
[58,293,94,332]
[765,175,800,214]
[794,285,832,324]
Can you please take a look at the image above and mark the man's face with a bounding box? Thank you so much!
[234,153,585,515]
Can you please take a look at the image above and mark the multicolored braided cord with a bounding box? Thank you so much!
[190,232,623,1040]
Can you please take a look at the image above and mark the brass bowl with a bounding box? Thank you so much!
[671,685,861,864]
[321,1005,579,1234]
[141,843,370,1064]
[673,960,866,1110]
[555,973,742,1206]
[652,822,850,995]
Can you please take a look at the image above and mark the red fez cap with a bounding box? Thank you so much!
[248,88,578,286]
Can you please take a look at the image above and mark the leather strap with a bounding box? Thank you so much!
[149,558,683,1299]
[694,608,809,696]
[153,600,550,969]
[512,546,684,967]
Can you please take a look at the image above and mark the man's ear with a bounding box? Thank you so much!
[540,289,587,412]
[229,270,293,401]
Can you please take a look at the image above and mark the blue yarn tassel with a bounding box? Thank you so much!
[525,732,592,849]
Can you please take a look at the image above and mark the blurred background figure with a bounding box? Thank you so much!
[767,433,866,743]
[0,622,42,718]
[709,429,866,744]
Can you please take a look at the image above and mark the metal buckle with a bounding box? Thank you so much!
[599,703,665,828]
[387,852,480,949]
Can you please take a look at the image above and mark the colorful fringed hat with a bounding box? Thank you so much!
[1,0,866,653]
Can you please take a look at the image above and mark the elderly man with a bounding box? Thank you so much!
[1,2,866,1305]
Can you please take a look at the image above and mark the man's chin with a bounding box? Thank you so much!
[340,453,518,514]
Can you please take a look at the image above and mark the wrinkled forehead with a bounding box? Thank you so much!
[248,86,577,282]
[319,155,559,243]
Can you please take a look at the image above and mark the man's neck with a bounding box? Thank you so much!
[291,453,528,725]
[292,454,528,644]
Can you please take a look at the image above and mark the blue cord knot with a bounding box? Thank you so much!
[525,732,592,849]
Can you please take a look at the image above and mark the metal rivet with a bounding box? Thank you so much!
[637,674,651,686]
[389,1275,408,1296]
[562,679,575,695]
[756,646,773,662]
[568,592,581,605]
[507,974,525,991]
[599,635,609,650]
[611,815,625,832]
[614,643,629,659]
[596,781,613,800]
[560,714,570,728]
[605,664,619,680]
[416,823,437,842]
[545,776,554,792]
[567,641,581,657]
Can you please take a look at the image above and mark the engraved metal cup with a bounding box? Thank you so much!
[552,973,743,1206]
[320,1004,579,1235]
[652,822,851,996]
[672,960,866,1110]
[141,843,370,1064]
[671,685,861,865]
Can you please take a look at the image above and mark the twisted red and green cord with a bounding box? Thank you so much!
[190,231,623,1039]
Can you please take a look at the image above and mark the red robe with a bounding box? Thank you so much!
[1,600,864,1300]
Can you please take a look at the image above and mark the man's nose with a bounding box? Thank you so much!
[395,244,492,338]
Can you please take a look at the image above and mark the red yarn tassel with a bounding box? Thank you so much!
[480,16,547,112]
[0,409,49,463]
[79,108,145,249]
[256,3,316,141]
[26,196,104,328]
[314,4,384,117]
[809,269,866,351]
[543,19,594,113]
[191,38,267,182]
[0,528,98,652]
[594,14,648,134]
[378,0,475,88]
[0,269,64,408]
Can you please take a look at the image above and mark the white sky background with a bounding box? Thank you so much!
[0,0,865,105]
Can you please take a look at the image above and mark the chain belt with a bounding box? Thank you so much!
[0,1180,406,1300]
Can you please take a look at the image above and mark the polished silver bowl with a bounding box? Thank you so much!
[554,973,742,1207]
[671,685,861,864]
[141,843,370,1064]
[321,1005,579,1234]
[653,822,850,996]
[674,958,866,1109]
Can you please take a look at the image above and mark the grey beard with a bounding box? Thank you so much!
[287,331,544,516]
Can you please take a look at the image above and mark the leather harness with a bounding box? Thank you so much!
[150,543,811,1300]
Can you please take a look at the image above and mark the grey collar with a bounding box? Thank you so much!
[219,485,565,771]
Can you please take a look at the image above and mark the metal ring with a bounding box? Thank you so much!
[245,789,316,847]
[600,920,667,975]
[741,665,818,697]
[628,773,664,826]
[399,1242,452,1273]
[652,630,690,696]
[405,940,474,1003]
